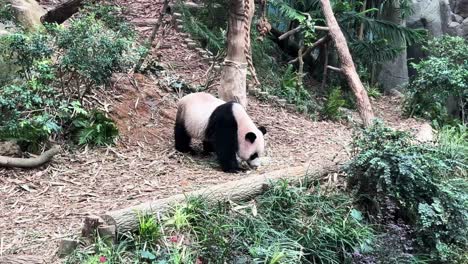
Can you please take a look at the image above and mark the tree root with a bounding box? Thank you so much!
[0,145,61,168]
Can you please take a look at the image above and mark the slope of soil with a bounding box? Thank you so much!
[0,0,428,262]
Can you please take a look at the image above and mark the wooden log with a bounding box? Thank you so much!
[41,0,95,24]
[0,255,46,264]
[0,145,60,168]
[82,164,336,238]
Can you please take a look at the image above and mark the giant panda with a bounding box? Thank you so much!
[174,92,267,173]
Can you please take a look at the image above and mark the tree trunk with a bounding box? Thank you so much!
[81,164,337,239]
[319,0,375,127]
[218,0,255,108]
[40,0,90,24]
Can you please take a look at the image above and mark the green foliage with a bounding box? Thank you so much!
[346,120,468,263]
[269,65,318,115]
[177,0,227,54]
[50,13,138,88]
[68,181,375,263]
[137,213,161,244]
[406,36,468,124]
[435,124,468,164]
[71,110,119,146]
[322,86,346,120]
[0,0,14,23]
[0,3,138,148]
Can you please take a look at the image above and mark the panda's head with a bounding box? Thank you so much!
[238,126,267,169]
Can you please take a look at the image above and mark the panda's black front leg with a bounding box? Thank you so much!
[202,140,214,156]
[215,148,240,173]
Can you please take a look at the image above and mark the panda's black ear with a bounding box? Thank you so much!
[245,132,257,143]
[259,126,267,135]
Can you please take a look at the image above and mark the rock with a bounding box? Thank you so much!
[277,98,287,106]
[455,0,468,18]
[258,157,271,166]
[10,0,46,31]
[377,1,408,91]
[461,18,468,36]
[172,12,182,18]
[387,88,404,98]
[447,21,463,35]
[57,238,79,258]
[407,0,444,36]
[415,123,434,143]
[452,12,464,22]
[0,140,22,157]
[187,42,197,48]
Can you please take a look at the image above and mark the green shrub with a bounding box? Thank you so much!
[435,124,467,163]
[185,181,374,263]
[0,3,138,148]
[71,110,119,146]
[406,36,468,124]
[322,86,346,120]
[0,0,14,23]
[346,120,468,263]
[271,64,318,115]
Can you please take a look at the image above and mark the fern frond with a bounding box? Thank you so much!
[350,40,405,63]
[340,11,425,46]
[270,0,307,22]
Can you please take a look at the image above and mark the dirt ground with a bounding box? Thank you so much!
[0,0,428,262]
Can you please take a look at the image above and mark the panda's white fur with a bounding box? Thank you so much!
[177,92,225,139]
[174,92,266,172]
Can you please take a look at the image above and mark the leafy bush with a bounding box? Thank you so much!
[435,124,467,163]
[270,64,318,115]
[71,110,119,146]
[322,86,346,120]
[406,36,468,124]
[0,0,14,23]
[0,3,138,149]
[346,120,468,263]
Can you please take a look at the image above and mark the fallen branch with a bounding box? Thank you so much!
[327,65,342,72]
[288,35,330,64]
[279,25,329,40]
[0,255,46,264]
[41,0,95,24]
[82,164,338,239]
[0,145,61,168]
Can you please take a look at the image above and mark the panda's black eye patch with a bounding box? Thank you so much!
[249,153,258,160]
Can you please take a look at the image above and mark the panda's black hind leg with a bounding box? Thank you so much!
[174,122,193,153]
[202,140,214,155]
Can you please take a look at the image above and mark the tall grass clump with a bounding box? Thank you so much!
[346,120,468,263]
[67,181,375,263]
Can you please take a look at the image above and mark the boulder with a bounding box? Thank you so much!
[9,0,46,31]
[407,0,444,36]
[454,0,468,17]
[452,12,464,22]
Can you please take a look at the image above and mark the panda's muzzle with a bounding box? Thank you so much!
[247,153,260,168]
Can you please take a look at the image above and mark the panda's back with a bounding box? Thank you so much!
[178,92,225,139]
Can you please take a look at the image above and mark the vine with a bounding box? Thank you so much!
[243,0,260,86]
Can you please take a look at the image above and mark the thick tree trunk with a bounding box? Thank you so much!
[319,0,375,127]
[218,0,255,108]
[81,164,337,239]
